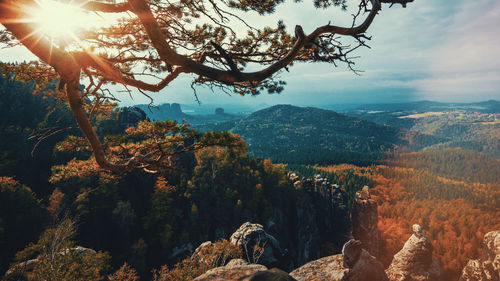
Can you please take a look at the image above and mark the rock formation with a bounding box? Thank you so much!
[294,206,321,266]
[215,107,225,115]
[194,259,295,281]
[192,241,214,260]
[290,239,388,281]
[193,259,268,281]
[230,222,285,268]
[459,230,500,281]
[351,186,379,257]
[118,106,148,129]
[386,224,443,281]
[170,103,182,115]
[289,173,351,266]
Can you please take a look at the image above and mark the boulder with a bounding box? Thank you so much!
[386,224,443,281]
[459,230,500,281]
[194,259,295,281]
[245,268,296,281]
[290,239,388,281]
[193,259,268,281]
[230,222,284,268]
[118,106,148,129]
[351,186,379,257]
[192,241,214,260]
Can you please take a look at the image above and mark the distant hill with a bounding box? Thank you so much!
[352,100,500,114]
[135,103,241,125]
[345,101,500,158]
[385,148,500,184]
[198,105,418,165]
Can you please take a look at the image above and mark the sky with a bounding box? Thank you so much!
[1,0,499,107]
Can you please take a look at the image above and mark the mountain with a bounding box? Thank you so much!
[345,102,500,158]
[197,105,410,165]
[351,100,500,114]
[136,103,241,125]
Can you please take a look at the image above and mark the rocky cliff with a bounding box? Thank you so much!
[117,106,148,129]
[459,230,500,281]
[290,239,388,281]
[351,186,379,258]
[193,259,294,281]
[230,222,285,268]
[193,239,389,281]
[385,224,443,281]
[289,173,351,266]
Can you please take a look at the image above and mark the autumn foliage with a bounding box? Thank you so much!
[314,159,500,281]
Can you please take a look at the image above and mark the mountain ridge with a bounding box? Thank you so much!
[196,104,410,165]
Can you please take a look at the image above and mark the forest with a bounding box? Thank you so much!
[0,74,358,279]
[0,0,498,279]
[313,157,500,281]
[2,72,499,280]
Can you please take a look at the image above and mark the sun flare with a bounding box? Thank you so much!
[29,0,89,40]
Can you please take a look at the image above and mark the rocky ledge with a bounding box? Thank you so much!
[194,259,295,281]
[290,239,388,281]
[385,224,443,281]
[459,230,500,281]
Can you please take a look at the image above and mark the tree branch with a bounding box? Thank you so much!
[127,0,385,84]
[210,40,239,74]
[0,0,414,172]
[79,1,131,13]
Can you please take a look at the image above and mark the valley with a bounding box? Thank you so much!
[1,73,498,280]
[136,100,500,280]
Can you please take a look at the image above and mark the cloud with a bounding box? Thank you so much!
[2,0,498,106]
[414,0,500,101]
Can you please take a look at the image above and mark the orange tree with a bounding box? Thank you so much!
[0,0,413,172]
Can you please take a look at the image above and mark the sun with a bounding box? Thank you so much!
[29,0,91,41]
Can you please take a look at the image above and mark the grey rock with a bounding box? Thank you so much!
[230,222,284,268]
[342,239,363,268]
[193,262,268,281]
[245,268,296,281]
[351,186,379,258]
[192,241,213,260]
[288,174,351,267]
[386,224,443,281]
[118,106,148,129]
[227,259,251,266]
[459,230,500,281]
[290,239,388,281]
[295,207,320,266]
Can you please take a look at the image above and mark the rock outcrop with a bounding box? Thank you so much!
[459,230,500,281]
[118,106,148,129]
[194,259,295,281]
[294,206,321,266]
[230,222,285,268]
[351,186,379,258]
[193,259,268,281]
[289,173,351,266]
[215,107,225,115]
[386,224,443,281]
[191,241,213,261]
[290,239,388,281]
